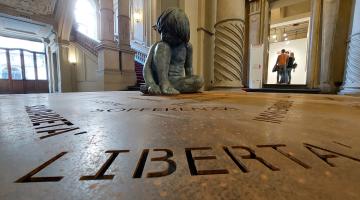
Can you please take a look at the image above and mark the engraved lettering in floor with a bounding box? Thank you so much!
[253,100,294,124]
[25,105,87,139]
[93,100,241,112]
[92,107,241,112]
[15,142,360,183]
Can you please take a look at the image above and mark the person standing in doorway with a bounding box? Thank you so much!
[275,49,289,84]
[287,52,295,84]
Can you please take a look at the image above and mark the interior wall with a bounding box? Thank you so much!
[70,43,98,92]
[162,0,179,8]
[267,38,308,84]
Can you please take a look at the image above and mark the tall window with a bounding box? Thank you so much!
[0,49,8,79]
[75,0,98,40]
[24,51,36,80]
[9,50,22,80]
[0,36,47,80]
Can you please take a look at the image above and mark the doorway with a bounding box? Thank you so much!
[266,0,311,87]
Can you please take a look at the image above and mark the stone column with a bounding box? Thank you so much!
[57,41,73,92]
[117,0,136,83]
[118,0,131,49]
[97,0,136,91]
[340,0,360,95]
[98,0,117,47]
[306,0,322,89]
[213,0,246,87]
[319,0,340,93]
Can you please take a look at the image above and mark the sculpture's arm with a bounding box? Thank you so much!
[143,43,162,95]
[153,42,172,86]
[143,43,158,87]
[152,41,179,95]
[185,43,193,77]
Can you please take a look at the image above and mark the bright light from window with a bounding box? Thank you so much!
[0,36,44,52]
[36,54,47,80]
[75,0,98,40]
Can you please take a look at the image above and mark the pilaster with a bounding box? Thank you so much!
[319,0,340,93]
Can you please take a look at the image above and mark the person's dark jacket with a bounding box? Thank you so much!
[287,57,295,69]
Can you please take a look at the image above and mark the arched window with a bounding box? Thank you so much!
[74,0,98,40]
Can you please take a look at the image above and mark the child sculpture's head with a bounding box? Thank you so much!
[155,8,190,46]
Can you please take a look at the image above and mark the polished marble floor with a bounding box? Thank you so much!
[0,91,359,200]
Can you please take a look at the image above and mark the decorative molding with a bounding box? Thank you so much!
[214,19,245,87]
[0,0,57,15]
[0,15,53,40]
[249,0,261,15]
[197,27,214,36]
[214,18,245,28]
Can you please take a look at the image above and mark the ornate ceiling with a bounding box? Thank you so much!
[0,0,58,15]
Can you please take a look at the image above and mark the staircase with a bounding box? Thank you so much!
[127,59,145,91]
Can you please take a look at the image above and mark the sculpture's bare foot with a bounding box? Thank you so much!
[148,85,162,95]
[161,85,180,95]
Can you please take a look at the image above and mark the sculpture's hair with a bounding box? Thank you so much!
[156,8,190,43]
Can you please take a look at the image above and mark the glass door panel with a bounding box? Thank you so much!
[9,50,22,80]
[0,50,8,79]
[24,51,36,80]
[36,54,47,80]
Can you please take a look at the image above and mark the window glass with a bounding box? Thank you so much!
[75,0,98,40]
[24,51,36,80]
[36,54,47,80]
[0,50,8,79]
[9,50,22,80]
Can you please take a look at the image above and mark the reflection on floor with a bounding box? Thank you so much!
[0,91,359,200]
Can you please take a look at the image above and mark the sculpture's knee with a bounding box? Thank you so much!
[175,75,203,93]
[193,75,204,89]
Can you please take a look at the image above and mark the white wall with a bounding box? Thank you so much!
[267,38,308,84]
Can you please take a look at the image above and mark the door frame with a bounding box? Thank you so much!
[261,0,317,88]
